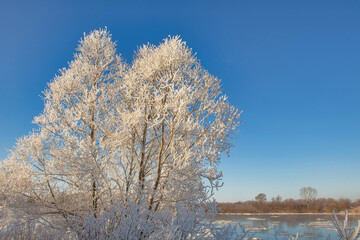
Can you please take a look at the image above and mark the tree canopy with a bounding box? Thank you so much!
[255,193,267,203]
[0,29,240,239]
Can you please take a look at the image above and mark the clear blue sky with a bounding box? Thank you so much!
[1,1,359,202]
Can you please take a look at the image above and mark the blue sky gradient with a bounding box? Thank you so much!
[1,1,359,202]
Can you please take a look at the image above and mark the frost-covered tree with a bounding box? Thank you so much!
[0,29,240,239]
[113,36,240,211]
[1,29,125,236]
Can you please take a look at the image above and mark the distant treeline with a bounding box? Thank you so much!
[218,198,360,213]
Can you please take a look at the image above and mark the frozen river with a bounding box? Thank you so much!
[215,213,360,239]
